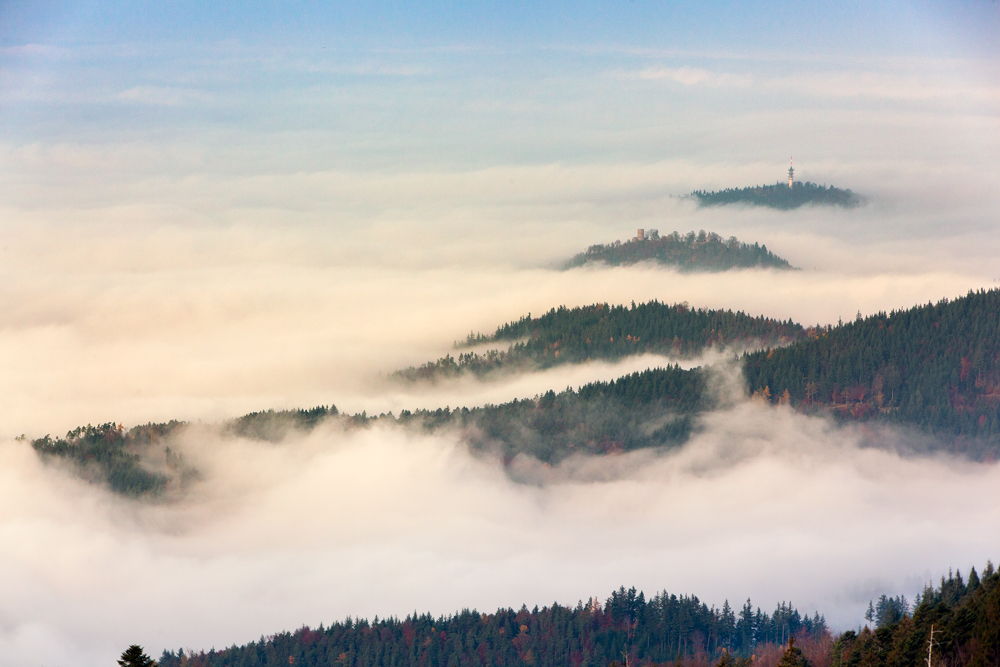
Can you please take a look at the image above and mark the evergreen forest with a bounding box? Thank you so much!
[157,586,829,667]
[563,230,793,272]
[833,563,1000,667]
[691,182,860,210]
[154,562,1000,667]
[743,289,1000,458]
[394,301,802,382]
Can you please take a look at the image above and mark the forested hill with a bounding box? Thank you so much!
[564,230,793,271]
[30,407,337,496]
[692,182,860,210]
[30,289,1000,497]
[394,301,803,382]
[158,586,829,667]
[30,366,708,495]
[834,563,1000,667]
[743,289,1000,457]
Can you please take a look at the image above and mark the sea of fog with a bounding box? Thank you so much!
[3,34,1000,667]
[2,199,1000,665]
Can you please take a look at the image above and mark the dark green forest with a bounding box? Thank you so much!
[30,407,336,496]
[401,365,708,463]
[157,586,829,667]
[395,301,803,382]
[834,563,1000,667]
[31,367,707,495]
[563,230,793,272]
[691,182,860,210]
[152,563,1000,667]
[31,421,189,496]
[743,289,1000,458]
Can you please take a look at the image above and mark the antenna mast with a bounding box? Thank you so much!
[788,156,794,188]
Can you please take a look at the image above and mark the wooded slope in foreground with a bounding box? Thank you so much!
[157,587,827,667]
[156,564,999,667]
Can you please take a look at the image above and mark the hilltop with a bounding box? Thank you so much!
[692,181,861,210]
[564,230,794,271]
[394,300,803,382]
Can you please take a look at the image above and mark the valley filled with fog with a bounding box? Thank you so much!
[2,5,1000,665]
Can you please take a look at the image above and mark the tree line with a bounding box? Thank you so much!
[691,182,860,210]
[395,301,803,382]
[562,230,794,272]
[833,562,999,667]
[743,289,1000,458]
[157,586,827,667]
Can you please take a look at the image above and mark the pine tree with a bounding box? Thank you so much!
[118,645,156,667]
[776,638,809,667]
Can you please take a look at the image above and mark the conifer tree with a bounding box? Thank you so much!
[118,645,156,667]
[776,638,809,667]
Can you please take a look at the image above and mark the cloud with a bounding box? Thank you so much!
[631,66,753,88]
[115,86,214,107]
[2,382,998,667]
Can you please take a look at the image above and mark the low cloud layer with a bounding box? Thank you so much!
[2,26,999,667]
[2,388,997,667]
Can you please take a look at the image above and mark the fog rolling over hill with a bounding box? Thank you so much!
[563,230,795,271]
[692,182,861,210]
[395,300,802,382]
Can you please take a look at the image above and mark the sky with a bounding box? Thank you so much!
[1,2,1000,665]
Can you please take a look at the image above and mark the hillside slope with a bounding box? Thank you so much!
[395,301,802,382]
[744,289,1000,456]
[564,230,793,271]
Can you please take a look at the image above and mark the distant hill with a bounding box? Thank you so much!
[30,407,336,497]
[692,181,861,210]
[743,289,1000,457]
[564,230,794,271]
[394,301,804,382]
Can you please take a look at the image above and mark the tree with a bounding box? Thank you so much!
[776,638,810,667]
[119,645,156,667]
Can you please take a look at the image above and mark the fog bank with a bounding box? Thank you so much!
[2,394,997,666]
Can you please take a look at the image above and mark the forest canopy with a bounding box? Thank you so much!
[394,301,803,382]
[157,585,828,667]
[691,182,861,210]
[564,230,794,272]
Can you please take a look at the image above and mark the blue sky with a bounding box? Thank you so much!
[3,0,996,57]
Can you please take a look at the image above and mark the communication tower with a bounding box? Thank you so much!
[788,157,794,188]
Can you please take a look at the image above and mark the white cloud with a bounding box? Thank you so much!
[632,66,753,87]
[1,389,997,666]
[115,86,214,107]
